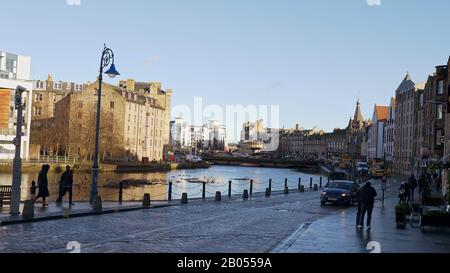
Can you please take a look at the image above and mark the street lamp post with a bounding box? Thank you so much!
[11,86,27,215]
[90,44,120,203]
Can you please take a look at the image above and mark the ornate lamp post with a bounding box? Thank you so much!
[90,45,120,203]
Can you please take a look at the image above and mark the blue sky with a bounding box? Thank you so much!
[2,0,450,134]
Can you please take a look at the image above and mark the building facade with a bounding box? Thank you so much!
[384,98,396,168]
[346,100,369,163]
[170,118,192,152]
[0,51,33,160]
[30,74,87,121]
[32,80,172,162]
[325,128,347,159]
[393,74,423,176]
[367,105,389,161]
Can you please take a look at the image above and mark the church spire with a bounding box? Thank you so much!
[354,100,364,124]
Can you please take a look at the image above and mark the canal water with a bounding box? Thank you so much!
[0,166,326,202]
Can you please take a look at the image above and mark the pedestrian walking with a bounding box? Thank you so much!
[418,175,425,201]
[56,165,74,206]
[36,164,50,207]
[358,182,377,230]
[29,181,38,201]
[408,174,418,201]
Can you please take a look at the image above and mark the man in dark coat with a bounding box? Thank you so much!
[408,174,418,201]
[358,182,378,230]
[56,165,74,206]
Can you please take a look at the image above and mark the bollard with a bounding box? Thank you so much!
[320,177,323,188]
[265,188,271,197]
[243,189,249,200]
[300,185,305,192]
[310,178,313,189]
[22,200,35,220]
[284,186,289,195]
[298,178,302,191]
[168,182,173,202]
[250,180,254,195]
[228,181,232,197]
[202,182,206,200]
[143,193,151,207]
[93,196,103,211]
[285,178,288,188]
[118,181,123,203]
[181,193,188,204]
[215,191,222,202]
[269,179,272,192]
[314,184,318,191]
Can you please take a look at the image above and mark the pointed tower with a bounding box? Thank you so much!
[354,100,364,124]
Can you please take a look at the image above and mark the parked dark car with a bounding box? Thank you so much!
[320,180,359,206]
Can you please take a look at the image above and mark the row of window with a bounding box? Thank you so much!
[35,81,84,91]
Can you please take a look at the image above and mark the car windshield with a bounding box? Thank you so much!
[328,182,352,190]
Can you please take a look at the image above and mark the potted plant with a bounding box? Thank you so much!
[421,210,450,228]
[395,203,409,227]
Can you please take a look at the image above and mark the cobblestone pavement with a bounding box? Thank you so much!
[0,188,348,253]
[273,179,450,253]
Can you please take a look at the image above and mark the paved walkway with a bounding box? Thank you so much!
[0,201,166,225]
[272,179,450,253]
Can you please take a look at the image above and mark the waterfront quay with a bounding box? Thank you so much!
[1,175,448,253]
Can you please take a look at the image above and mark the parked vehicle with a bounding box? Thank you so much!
[370,162,385,178]
[320,180,359,206]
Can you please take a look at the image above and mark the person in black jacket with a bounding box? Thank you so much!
[358,182,378,230]
[35,165,50,207]
[408,174,418,201]
[56,165,74,206]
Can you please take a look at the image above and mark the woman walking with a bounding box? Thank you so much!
[36,164,50,207]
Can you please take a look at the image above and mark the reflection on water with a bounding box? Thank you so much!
[0,166,325,202]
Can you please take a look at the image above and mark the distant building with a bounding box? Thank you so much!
[170,118,192,152]
[30,74,87,121]
[384,98,396,168]
[31,80,172,162]
[325,128,347,159]
[367,105,389,161]
[346,100,370,162]
[0,51,33,159]
[393,74,422,176]
[190,120,227,153]
[240,120,279,153]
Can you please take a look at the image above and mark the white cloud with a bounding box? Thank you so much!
[66,0,81,6]
[367,0,381,6]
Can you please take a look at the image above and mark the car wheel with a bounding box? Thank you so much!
[321,201,326,206]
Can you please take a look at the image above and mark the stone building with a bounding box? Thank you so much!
[384,98,396,168]
[393,74,424,176]
[346,100,370,162]
[303,129,326,160]
[32,80,172,162]
[30,74,87,121]
[325,128,347,159]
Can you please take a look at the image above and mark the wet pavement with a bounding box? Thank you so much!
[0,188,345,253]
[272,179,450,253]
